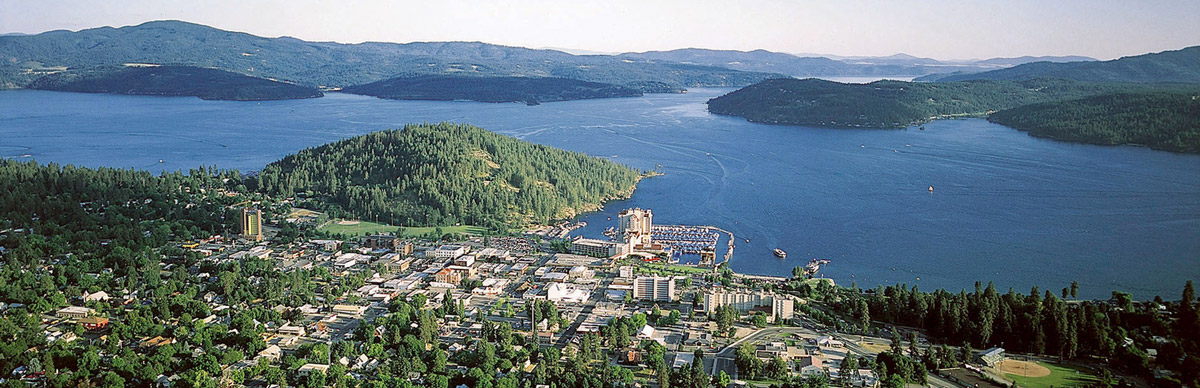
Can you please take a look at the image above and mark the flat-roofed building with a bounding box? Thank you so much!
[240,208,263,241]
[570,238,628,258]
[703,290,794,321]
[56,306,92,319]
[432,245,469,260]
[633,276,675,301]
[362,235,412,254]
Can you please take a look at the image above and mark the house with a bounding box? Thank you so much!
[297,364,330,375]
[795,355,824,376]
[83,291,110,302]
[620,349,643,365]
[816,336,844,348]
[636,325,656,340]
[278,324,306,336]
[672,352,696,369]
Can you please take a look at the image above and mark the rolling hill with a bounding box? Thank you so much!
[256,123,646,228]
[917,46,1200,83]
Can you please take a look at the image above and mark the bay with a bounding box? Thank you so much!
[1,89,1197,299]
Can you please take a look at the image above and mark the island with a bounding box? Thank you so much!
[256,122,647,229]
[341,75,642,104]
[27,65,323,101]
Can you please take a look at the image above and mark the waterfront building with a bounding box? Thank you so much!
[570,237,628,258]
[618,208,653,249]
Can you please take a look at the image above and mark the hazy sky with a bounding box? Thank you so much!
[2,0,1198,60]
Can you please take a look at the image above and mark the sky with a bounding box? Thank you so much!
[2,0,1198,60]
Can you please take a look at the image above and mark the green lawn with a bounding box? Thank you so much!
[1004,361,1098,388]
[318,220,485,237]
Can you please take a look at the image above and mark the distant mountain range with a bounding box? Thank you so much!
[617,49,1095,77]
[0,20,777,92]
[916,46,1200,83]
[0,19,1113,96]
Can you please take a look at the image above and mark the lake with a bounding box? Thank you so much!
[2,89,1197,299]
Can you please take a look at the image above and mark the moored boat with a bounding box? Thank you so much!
[773,248,786,258]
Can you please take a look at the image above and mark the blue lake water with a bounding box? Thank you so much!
[2,89,1198,299]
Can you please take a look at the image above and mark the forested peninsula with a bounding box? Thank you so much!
[708,78,1200,153]
[255,123,645,229]
[989,91,1200,153]
[706,78,1118,128]
[342,75,642,104]
[28,65,323,101]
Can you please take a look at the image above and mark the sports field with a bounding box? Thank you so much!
[999,359,1097,388]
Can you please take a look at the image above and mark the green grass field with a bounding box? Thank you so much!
[1003,361,1098,388]
[318,220,485,237]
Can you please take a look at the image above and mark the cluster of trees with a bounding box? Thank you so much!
[989,91,1200,153]
[343,75,642,104]
[257,123,644,228]
[29,65,323,101]
[832,281,1200,385]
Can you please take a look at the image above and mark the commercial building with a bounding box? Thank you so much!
[546,283,591,304]
[432,245,469,260]
[570,238,628,258]
[703,290,795,321]
[240,207,263,241]
[633,276,675,301]
[618,208,653,249]
[362,235,412,254]
[56,306,92,319]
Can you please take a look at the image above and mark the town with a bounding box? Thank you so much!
[8,196,1167,388]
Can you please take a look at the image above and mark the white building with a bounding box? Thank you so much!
[618,208,653,248]
[570,238,628,258]
[546,283,591,304]
[633,276,675,301]
[433,245,469,260]
[703,290,795,321]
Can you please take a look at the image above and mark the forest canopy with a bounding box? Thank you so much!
[255,123,644,229]
[989,91,1200,153]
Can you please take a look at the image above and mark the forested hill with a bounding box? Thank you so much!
[256,123,644,228]
[989,91,1200,153]
[0,20,777,91]
[917,46,1200,83]
[342,75,642,103]
[706,78,1119,128]
[28,65,323,100]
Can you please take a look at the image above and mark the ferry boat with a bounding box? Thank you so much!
[773,248,787,258]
